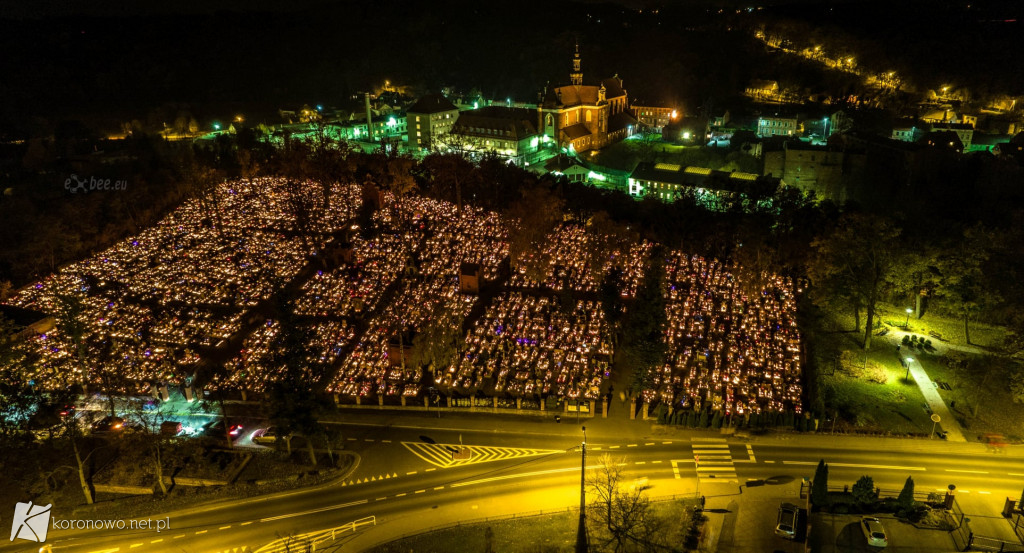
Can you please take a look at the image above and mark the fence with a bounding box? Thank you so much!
[254,516,375,553]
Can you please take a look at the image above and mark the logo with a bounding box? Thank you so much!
[10,501,51,543]
[64,174,128,194]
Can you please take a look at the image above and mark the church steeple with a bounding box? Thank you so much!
[570,42,583,87]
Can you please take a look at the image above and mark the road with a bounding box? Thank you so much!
[7,420,1024,553]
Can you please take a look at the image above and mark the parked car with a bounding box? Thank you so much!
[92,416,128,434]
[774,503,799,539]
[253,427,286,445]
[160,420,183,436]
[202,420,243,439]
[861,516,888,547]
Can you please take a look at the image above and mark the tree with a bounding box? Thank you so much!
[852,475,878,506]
[811,459,830,507]
[587,453,663,552]
[897,476,915,512]
[808,213,902,349]
[935,225,998,345]
[505,185,564,277]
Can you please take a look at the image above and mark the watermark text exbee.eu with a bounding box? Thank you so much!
[64,173,129,194]
[50,516,171,533]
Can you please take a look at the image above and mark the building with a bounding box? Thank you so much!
[892,126,924,143]
[757,115,800,138]
[407,94,460,152]
[745,79,780,102]
[763,142,845,199]
[544,155,591,183]
[448,106,540,163]
[634,106,677,131]
[930,122,974,151]
[335,114,407,142]
[920,131,964,154]
[628,162,775,207]
[662,117,708,145]
[537,45,639,153]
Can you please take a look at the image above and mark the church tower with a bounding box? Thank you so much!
[570,42,583,87]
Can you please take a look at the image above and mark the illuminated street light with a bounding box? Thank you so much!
[575,426,588,553]
[904,357,914,381]
[212,122,221,131]
[904,308,913,328]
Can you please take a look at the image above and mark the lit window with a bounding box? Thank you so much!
[415,116,420,122]
[417,131,421,137]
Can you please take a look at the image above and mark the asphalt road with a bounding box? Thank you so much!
[8,423,1024,553]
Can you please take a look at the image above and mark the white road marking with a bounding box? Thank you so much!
[646,442,655,446]
[259,499,368,522]
[196,530,208,535]
[946,469,988,474]
[407,471,417,475]
[130,544,143,549]
[662,441,673,444]
[434,486,445,490]
[397,493,406,497]
[415,489,426,494]
[220,525,231,530]
[636,461,646,464]
[241,521,253,526]
[452,465,606,487]
[173,534,185,539]
[783,461,925,471]
[627,444,638,448]
[150,539,163,544]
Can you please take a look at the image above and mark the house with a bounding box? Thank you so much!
[892,126,924,143]
[745,79,780,101]
[757,115,800,138]
[448,106,540,164]
[407,94,460,152]
[544,155,591,183]
[919,131,964,154]
[634,106,677,131]
[930,122,974,151]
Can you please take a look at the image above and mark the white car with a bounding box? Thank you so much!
[775,503,799,539]
[861,516,888,548]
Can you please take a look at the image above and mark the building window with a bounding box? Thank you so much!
[586,111,592,123]
[416,116,420,122]
[417,131,421,137]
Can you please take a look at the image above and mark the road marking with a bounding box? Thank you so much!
[402,442,562,468]
[627,444,638,448]
[415,489,426,494]
[646,442,655,446]
[426,468,436,472]
[782,461,925,471]
[347,437,358,441]
[396,493,406,497]
[652,460,662,464]
[979,491,991,495]
[382,439,391,443]
[173,534,185,539]
[407,471,418,475]
[452,465,606,488]
[377,497,387,501]
[241,521,253,525]
[946,469,988,474]
[1010,473,1024,477]
[636,461,646,464]
[365,439,374,442]
[662,441,673,444]
[196,530,208,535]
[130,544,143,549]
[765,460,775,463]
[591,447,602,450]
[961,490,971,493]
[220,525,231,530]
[259,499,368,522]
[609,445,620,449]
[150,539,163,544]
[434,486,445,490]
[692,438,727,442]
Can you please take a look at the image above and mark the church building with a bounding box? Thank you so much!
[538,45,639,153]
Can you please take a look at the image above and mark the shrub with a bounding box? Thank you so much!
[852,475,878,506]
[910,335,918,342]
[902,335,911,345]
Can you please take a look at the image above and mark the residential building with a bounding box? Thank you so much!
[407,94,460,152]
[335,114,407,142]
[930,122,974,151]
[745,79,780,101]
[634,106,677,131]
[627,162,776,207]
[892,126,924,143]
[537,45,640,153]
[919,131,964,154]
[448,106,540,164]
[757,115,800,138]
[763,142,845,199]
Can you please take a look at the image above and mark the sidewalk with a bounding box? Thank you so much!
[904,356,967,442]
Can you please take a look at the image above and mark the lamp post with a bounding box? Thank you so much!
[904,308,913,329]
[575,426,588,553]
[904,357,914,381]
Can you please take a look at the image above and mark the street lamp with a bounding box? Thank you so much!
[904,357,914,381]
[575,426,588,553]
[905,308,913,328]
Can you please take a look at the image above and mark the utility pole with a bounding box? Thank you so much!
[575,426,588,553]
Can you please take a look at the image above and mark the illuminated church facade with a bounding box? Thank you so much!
[538,45,640,153]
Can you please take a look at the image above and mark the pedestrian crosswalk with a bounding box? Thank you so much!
[402,442,563,468]
[672,438,740,482]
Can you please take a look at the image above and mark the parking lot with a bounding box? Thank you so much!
[809,512,956,553]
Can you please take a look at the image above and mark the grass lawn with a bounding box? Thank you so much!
[368,498,700,553]
[813,302,1022,440]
